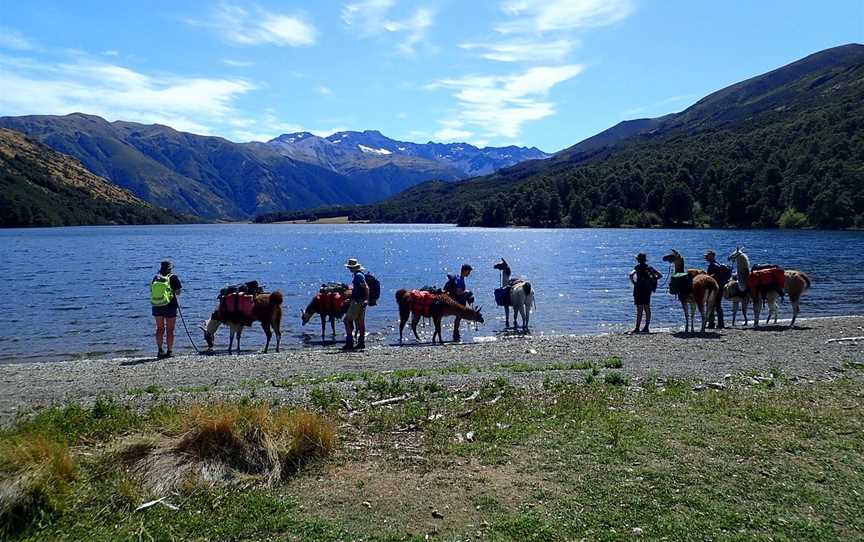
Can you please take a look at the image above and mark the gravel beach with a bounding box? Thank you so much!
[1,315,862,424]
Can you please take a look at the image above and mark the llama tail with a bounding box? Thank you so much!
[800,272,812,290]
[524,282,532,297]
[269,291,284,306]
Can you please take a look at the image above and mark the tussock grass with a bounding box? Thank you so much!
[124,403,335,493]
[0,435,77,536]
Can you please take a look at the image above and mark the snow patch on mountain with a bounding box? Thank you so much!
[358,144,392,155]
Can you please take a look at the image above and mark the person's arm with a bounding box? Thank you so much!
[629,270,637,285]
[171,275,183,296]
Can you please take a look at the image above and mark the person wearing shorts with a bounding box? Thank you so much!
[629,253,661,333]
[342,258,368,350]
[151,260,182,358]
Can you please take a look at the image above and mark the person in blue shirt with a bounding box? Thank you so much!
[444,263,473,341]
[342,258,368,350]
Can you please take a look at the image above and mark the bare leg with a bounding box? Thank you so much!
[155,316,166,354]
[634,306,643,332]
[644,306,651,332]
[165,317,176,353]
[453,316,462,342]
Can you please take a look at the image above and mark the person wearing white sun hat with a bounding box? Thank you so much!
[342,258,368,350]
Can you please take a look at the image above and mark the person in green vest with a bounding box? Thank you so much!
[150,260,182,359]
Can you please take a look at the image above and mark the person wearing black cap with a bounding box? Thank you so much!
[150,260,182,359]
[629,253,661,333]
[444,263,473,341]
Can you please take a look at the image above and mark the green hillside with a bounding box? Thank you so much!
[266,44,864,230]
[0,128,190,227]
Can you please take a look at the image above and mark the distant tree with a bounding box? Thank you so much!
[662,182,694,225]
[603,204,625,227]
[456,204,477,227]
[809,190,854,229]
[567,197,587,227]
[777,208,809,229]
[547,194,562,226]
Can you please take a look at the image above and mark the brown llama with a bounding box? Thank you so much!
[202,291,283,353]
[662,250,719,333]
[395,289,484,344]
[301,290,351,342]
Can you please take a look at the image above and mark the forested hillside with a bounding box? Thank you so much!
[264,44,864,230]
[0,128,189,227]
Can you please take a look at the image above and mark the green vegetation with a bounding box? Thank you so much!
[0,128,190,228]
[3,376,862,540]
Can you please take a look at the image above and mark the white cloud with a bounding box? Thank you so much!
[223,59,253,67]
[459,38,576,63]
[318,85,332,95]
[429,64,583,140]
[194,2,316,47]
[0,56,255,135]
[434,125,473,141]
[102,50,120,57]
[0,27,34,51]
[342,1,435,55]
[496,0,634,33]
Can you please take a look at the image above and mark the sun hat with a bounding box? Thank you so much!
[636,253,647,263]
[345,258,364,270]
[704,250,716,258]
[159,260,173,274]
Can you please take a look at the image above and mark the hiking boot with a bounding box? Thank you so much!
[156,349,165,359]
[707,323,716,329]
[355,338,366,350]
[163,350,173,359]
[341,337,354,351]
[641,325,650,334]
[452,331,461,342]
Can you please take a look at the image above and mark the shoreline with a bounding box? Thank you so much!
[1,315,862,424]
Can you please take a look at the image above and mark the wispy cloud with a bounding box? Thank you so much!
[223,59,253,67]
[101,49,120,57]
[0,55,255,134]
[342,0,435,55]
[459,38,576,63]
[317,85,333,95]
[192,2,317,47]
[496,0,635,33]
[429,64,584,141]
[0,27,34,51]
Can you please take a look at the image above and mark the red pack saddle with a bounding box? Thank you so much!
[219,292,256,324]
[409,290,436,317]
[747,267,785,292]
[316,291,350,316]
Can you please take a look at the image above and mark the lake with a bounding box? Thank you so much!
[1,224,862,363]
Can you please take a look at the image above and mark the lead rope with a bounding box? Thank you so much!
[177,302,203,354]
[658,263,673,290]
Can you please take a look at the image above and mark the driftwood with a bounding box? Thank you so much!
[826,336,864,343]
[370,394,409,407]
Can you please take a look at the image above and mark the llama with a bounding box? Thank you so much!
[723,280,750,326]
[301,290,350,343]
[396,289,484,344]
[728,247,811,327]
[202,291,283,353]
[492,258,536,330]
[662,249,719,333]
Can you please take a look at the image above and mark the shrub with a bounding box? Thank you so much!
[604,372,629,386]
[777,208,809,229]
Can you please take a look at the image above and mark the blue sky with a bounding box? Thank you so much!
[1,1,861,152]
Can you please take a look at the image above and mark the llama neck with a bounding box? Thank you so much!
[501,269,510,287]
[674,258,685,273]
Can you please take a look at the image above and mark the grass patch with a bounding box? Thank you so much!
[4,378,864,541]
[603,371,629,386]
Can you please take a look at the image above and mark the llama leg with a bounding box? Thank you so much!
[453,316,462,342]
[274,316,282,352]
[263,323,272,353]
[504,305,510,328]
[790,296,800,327]
[320,316,326,343]
[236,327,242,353]
[524,301,531,329]
[731,300,738,326]
[433,316,442,344]
[411,313,421,342]
[228,327,234,354]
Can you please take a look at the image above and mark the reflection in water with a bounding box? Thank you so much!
[0,224,862,362]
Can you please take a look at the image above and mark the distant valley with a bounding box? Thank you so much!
[0,114,548,221]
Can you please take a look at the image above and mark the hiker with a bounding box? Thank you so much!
[704,250,731,329]
[629,253,662,333]
[444,264,473,341]
[150,260,182,359]
[342,258,369,350]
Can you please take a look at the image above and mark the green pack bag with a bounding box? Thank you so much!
[150,274,174,307]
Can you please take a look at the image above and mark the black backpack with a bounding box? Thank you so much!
[713,263,733,285]
[443,274,457,297]
[365,272,381,306]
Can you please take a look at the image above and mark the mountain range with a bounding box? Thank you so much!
[0,114,547,221]
[261,43,863,230]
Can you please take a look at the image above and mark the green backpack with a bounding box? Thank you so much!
[150,274,174,307]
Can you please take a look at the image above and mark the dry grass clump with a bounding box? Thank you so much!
[126,403,335,494]
[0,435,77,536]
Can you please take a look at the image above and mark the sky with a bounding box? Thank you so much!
[0,1,861,152]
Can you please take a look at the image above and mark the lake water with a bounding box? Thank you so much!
[1,224,862,363]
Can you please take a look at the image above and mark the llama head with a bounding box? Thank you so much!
[661,249,680,263]
[493,259,511,274]
[728,246,745,262]
[301,308,313,325]
[201,312,220,349]
[471,306,485,324]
